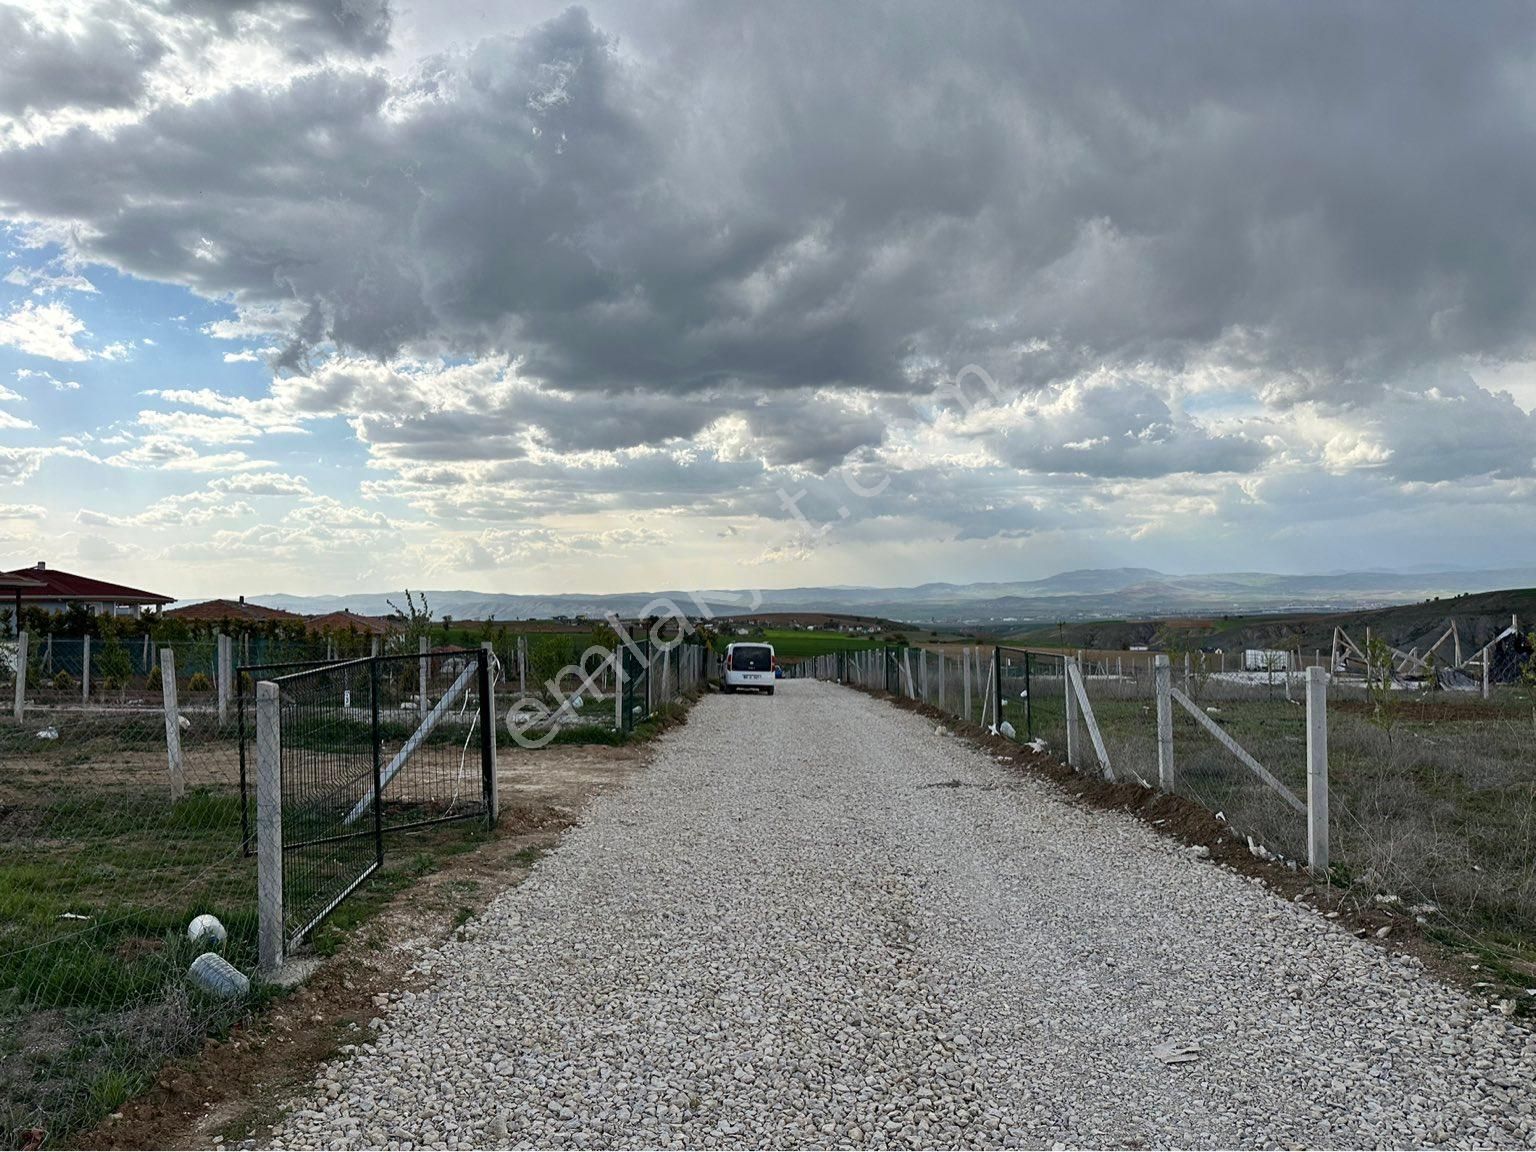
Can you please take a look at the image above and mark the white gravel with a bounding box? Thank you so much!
[268,680,1536,1150]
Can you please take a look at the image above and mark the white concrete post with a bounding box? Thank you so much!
[82,634,91,701]
[217,633,232,726]
[418,635,429,711]
[1064,656,1081,769]
[256,679,284,975]
[371,635,381,658]
[160,648,184,802]
[1482,647,1491,699]
[938,653,946,710]
[962,646,972,721]
[1183,650,1191,695]
[12,630,27,722]
[1154,654,1173,792]
[614,650,624,730]
[518,635,527,696]
[1306,665,1329,875]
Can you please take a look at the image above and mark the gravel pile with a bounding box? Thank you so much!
[269,680,1536,1150]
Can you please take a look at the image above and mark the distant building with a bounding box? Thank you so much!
[1244,649,1291,672]
[3,561,172,621]
[164,596,302,625]
[302,610,397,636]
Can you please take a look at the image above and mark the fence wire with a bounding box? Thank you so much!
[0,624,708,1145]
[0,681,254,1148]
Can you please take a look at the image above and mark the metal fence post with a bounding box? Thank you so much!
[479,644,498,826]
[1064,656,1081,769]
[217,633,232,726]
[82,634,91,701]
[370,657,383,868]
[1307,665,1330,875]
[1155,654,1173,791]
[256,679,284,975]
[160,648,184,802]
[12,629,27,722]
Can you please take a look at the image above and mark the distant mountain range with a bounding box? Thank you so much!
[232,565,1536,628]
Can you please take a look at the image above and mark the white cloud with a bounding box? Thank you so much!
[223,349,261,363]
[16,367,80,390]
[3,264,97,294]
[102,436,273,472]
[0,300,90,360]
[211,471,312,496]
[0,503,45,520]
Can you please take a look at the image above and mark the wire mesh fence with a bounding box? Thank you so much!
[0,624,708,1144]
[809,639,1536,1004]
[0,683,254,1147]
[271,658,385,951]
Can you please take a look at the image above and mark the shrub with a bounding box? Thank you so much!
[52,670,77,690]
[187,672,213,692]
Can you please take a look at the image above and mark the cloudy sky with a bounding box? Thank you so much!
[1,0,1534,599]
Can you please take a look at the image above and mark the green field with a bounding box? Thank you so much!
[726,629,885,660]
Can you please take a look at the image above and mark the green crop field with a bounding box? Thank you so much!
[724,629,885,660]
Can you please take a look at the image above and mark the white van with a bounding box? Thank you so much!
[723,642,776,694]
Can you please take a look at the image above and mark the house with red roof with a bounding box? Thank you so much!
[2,562,173,620]
[163,596,302,625]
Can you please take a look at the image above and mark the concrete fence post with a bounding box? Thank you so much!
[217,633,232,726]
[371,635,381,658]
[13,630,28,722]
[962,646,972,721]
[256,679,284,975]
[1064,656,1081,769]
[1154,653,1173,791]
[160,648,184,802]
[614,650,624,731]
[1306,665,1330,875]
[993,646,1003,734]
[418,635,429,712]
[82,634,91,701]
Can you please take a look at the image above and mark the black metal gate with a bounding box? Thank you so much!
[995,647,1067,748]
[248,648,497,952]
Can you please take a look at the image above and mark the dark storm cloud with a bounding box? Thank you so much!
[166,0,393,58]
[4,0,1536,501]
[0,3,167,115]
[7,1,1534,398]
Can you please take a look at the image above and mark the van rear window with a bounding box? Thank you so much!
[733,646,773,670]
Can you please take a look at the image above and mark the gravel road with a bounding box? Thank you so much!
[269,680,1536,1150]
